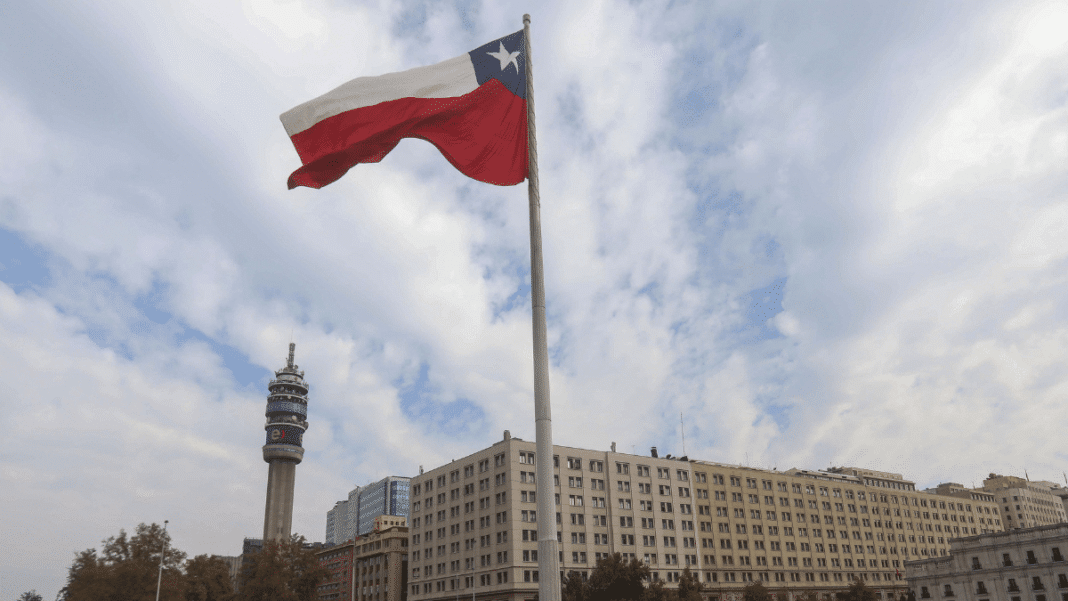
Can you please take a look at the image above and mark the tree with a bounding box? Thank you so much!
[184,554,235,601]
[743,581,772,601]
[640,579,675,601]
[237,534,328,601]
[676,568,703,601]
[836,579,876,601]
[18,591,44,601]
[562,571,588,601]
[62,522,187,601]
[586,553,650,601]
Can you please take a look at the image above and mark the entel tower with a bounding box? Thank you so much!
[262,343,309,542]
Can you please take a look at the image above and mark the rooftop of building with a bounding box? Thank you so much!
[905,521,1068,568]
[316,525,410,554]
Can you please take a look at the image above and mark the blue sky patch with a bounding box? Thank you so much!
[397,362,487,435]
[740,277,787,341]
[0,227,51,292]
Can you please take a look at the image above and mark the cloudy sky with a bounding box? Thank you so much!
[3,0,1068,597]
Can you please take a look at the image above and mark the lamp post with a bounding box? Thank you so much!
[155,520,168,601]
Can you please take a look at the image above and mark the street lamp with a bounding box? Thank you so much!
[155,520,168,601]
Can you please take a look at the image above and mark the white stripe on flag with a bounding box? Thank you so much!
[280,54,479,136]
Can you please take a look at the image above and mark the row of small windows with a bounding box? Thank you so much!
[409,454,998,525]
[971,548,1065,569]
[411,569,906,594]
[921,574,1068,599]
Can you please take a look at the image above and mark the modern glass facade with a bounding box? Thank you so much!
[325,500,348,545]
[325,475,411,543]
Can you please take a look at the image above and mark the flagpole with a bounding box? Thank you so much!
[524,13,561,601]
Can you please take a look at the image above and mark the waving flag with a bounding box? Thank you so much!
[281,30,528,189]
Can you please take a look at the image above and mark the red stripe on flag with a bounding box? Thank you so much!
[287,78,527,189]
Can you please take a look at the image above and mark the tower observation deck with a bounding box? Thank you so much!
[262,342,309,542]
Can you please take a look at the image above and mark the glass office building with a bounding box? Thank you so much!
[325,475,410,544]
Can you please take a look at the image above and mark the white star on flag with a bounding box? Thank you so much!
[487,42,520,73]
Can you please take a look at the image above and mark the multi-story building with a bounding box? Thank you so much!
[327,477,412,545]
[238,537,325,593]
[317,524,411,601]
[906,523,1068,601]
[238,537,265,592]
[405,432,1004,601]
[329,501,350,546]
[982,476,1068,530]
[1052,489,1068,522]
[218,555,242,593]
[375,515,409,532]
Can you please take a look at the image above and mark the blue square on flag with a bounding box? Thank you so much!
[469,30,526,99]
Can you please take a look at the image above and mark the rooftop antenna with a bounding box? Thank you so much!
[680,412,687,456]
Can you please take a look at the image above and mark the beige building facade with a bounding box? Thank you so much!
[406,433,1004,601]
[982,476,1068,531]
[317,524,410,601]
[1053,490,1068,523]
[906,523,1068,601]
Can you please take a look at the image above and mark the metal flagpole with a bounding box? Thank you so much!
[155,520,168,601]
[524,13,560,601]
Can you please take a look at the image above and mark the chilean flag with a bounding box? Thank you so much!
[281,30,528,189]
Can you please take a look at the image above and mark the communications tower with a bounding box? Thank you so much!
[261,343,309,542]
